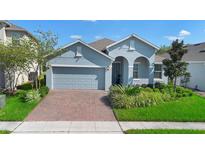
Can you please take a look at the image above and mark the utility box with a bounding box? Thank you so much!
[0,95,6,108]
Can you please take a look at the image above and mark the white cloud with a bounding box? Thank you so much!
[95,35,103,40]
[165,29,191,41]
[70,35,82,39]
[179,30,191,37]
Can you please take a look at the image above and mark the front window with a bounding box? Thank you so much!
[154,64,162,79]
[133,63,139,78]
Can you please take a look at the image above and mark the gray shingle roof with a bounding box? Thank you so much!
[159,42,205,62]
[0,20,26,31]
[89,38,115,52]
[0,20,36,40]
[155,55,165,62]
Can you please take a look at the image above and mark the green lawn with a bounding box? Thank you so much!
[0,130,11,134]
[125,129,205,134]
[114,95,205,121]
[0,95,39,121]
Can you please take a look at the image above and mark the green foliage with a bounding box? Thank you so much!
[39,86,49,97]
[24,90,41,103]
[125,129,205,134]
[114,95,205,122]
[0,130,11,134]
[0,94,40,121]
[162,40,189,90]
[176,86,193,97]
[109,85,166,109]
[0,40,35,93]
[17,82,33,90]
[156,45,171,55]
[109,84,193,109]
[39,77,46,87]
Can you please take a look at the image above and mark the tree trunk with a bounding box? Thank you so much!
[174,77,177,92]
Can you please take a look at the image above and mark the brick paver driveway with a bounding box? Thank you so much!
[26,90,116,121]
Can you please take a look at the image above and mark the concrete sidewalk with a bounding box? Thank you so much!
[119,122,205,130]
[0,122,22,131]
[2,121,205,134]
[13,121,123,134]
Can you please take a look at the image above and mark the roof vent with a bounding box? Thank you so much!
[129,40,135,51]
[75,46,82,57]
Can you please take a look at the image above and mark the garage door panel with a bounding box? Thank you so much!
[52,67,105,90]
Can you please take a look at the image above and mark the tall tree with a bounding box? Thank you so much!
[30,30,58,89]
[0,40,33,94]
[162,39,189,91]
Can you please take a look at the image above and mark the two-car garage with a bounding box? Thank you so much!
[52,67,105,90]
[46,40,113,91]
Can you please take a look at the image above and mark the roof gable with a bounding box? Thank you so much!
[49,40,114,61]
[106,34,159,50]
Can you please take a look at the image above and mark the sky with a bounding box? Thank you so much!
[11,20,205,48]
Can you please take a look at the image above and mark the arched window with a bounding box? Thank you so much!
[133,57,149,79]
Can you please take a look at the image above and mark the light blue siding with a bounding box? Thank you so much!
[107,36,156,85]
[46,42,112,90]
[46,36,159,90]
[49,42,111,67]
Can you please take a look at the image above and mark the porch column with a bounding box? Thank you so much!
[128,65,133,85]
[148,63,154,85]
[105,65,112,91]
[46,65,53,89]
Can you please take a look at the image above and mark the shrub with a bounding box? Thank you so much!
[109,85,140,97]
[109,85,168,109]
[16,90,27,101]
[39,86,49,97]
[176,86,193,97]
[142,87,153,92]
[135,91,164,107]
[141,84,147,88]
[24,90,41,103]
[38,76,46,87]
[109,84,193,109]
[17,82,33,90]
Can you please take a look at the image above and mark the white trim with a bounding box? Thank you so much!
[58,40,114,61]
[133,78,140,80]
[187,61,205,64]
[154,78,163,81]
[106,34,159,50]
[51,67,53,89]
[154,62,163,64]
[51,64,106,68]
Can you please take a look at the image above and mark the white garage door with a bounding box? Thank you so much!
[52,67,105,90]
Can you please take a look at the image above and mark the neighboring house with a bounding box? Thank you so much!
[0,20,37,89]
[46,34,169,91]
[160,42,205,91]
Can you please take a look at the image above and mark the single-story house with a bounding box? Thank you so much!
[160,42,205,91]
[46,34,169,91]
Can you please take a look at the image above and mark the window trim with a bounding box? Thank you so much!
[133,63,139,79]
[154,64,162,79]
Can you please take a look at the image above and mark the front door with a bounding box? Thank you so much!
[112,62,122,85]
